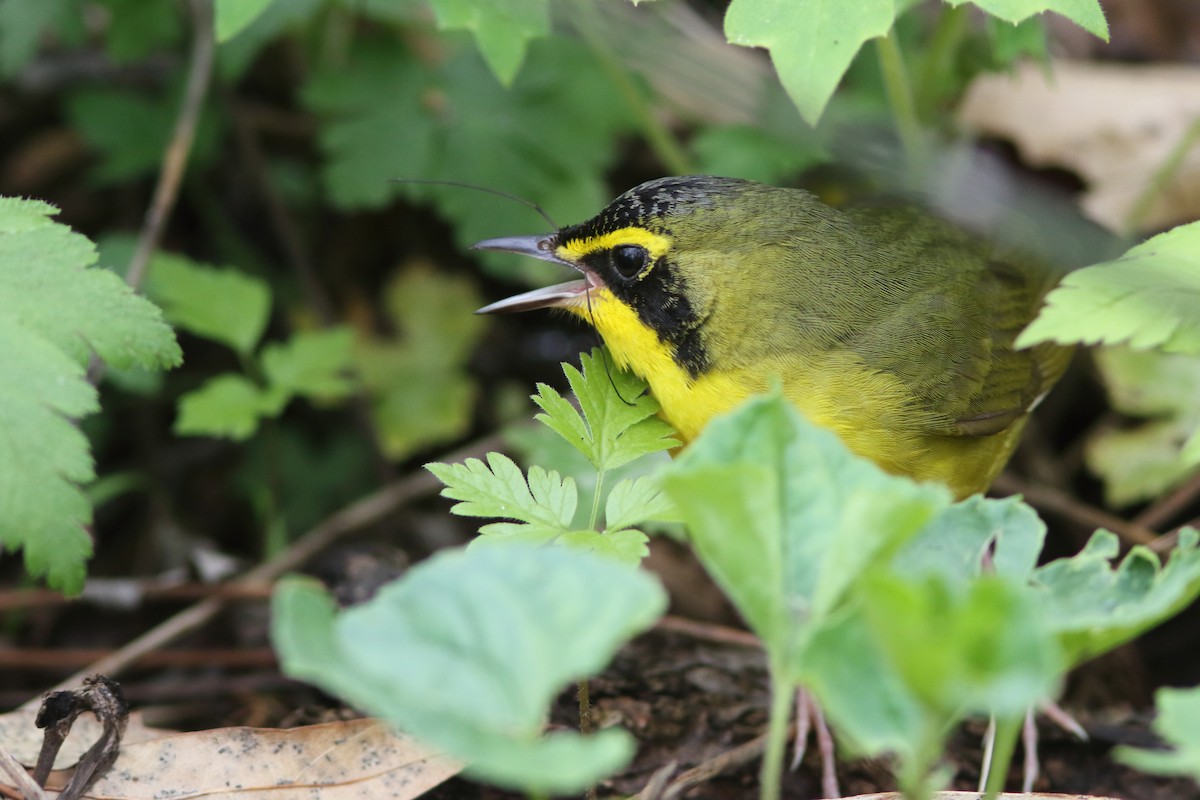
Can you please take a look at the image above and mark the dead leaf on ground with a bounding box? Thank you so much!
[0,707,165,771]
[0,716,460,800]
[960,60,1200,234]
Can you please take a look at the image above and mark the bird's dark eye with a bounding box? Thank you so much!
[611,244,649,279]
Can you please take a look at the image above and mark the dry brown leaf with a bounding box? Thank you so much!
[0,707,165,771]
[0,717,459,800]
[960,60,1200,234]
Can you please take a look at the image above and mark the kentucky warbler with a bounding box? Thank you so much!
[474,176,1071,499]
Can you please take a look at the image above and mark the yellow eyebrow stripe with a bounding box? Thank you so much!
[556,227,673,262]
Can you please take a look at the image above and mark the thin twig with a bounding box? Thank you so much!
[1133,469,1200,531]
[0,647,277,670]
[991,474,1159,548]
[124,0,215,291]
[26,434,500,706]
[655,615,761,648]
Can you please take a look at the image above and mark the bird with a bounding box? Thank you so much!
[473,175,1071,499]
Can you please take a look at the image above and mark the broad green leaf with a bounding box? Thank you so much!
[303,38,633,272]
[860,572,1062,718]
[140,251,271,355]
[1018,221,1200,354]
[1085,347,1200,506]
[801,607,924,760]
[951,0,1108,41]
[216,0,324,79]
[428,0,550,85]
[1115,686,1200,779]
[1034,528,1200,664]
[663,392,951,676]
[604,475,678,532]
[261,327,356,399]
[0,198,180,593]
[272,544,667,792]
[214,0,274,42]
[533,349,678,474]
[356,266,485,459]
[96,0,183,62]
[175,373,287,440]
[427,453,577,529]
[891,494,1046,583]
[724,0,896,125]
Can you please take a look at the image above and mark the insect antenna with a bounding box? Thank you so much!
[389,178,559,228]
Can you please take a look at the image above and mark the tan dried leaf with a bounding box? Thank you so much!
[960,60,1200,234]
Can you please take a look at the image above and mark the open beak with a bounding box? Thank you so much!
[472,234,601,314]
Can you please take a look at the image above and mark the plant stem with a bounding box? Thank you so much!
[914,4,969,119]
[874,32,926,175]
[588,470,606,532]
[983,714,1023,799]
[572,0,695,175]
[1124,115,1200,235]
[758,665,793,800]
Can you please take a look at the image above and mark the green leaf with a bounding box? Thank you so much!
[272,544,667,793]
[1034,528,1200,664]
[261,327,356,399]
[427,453,577,529]
[951,0,1108,41]
[860,572,1063,718]
[891,494,1046,583]
[139,250,271,355]
[691,124,825,184]
[303,37,633,271]
[1017,221,1200,354]
[64,83,222,184]
[473,523,651,567]
[1085,347,1200,506]
[216,0,324,79]
[800,607,925,759]
[0,198,180,593]
[356,266,486,460]
[175,373,287,441]
[662,391,951,675]
[533,349,678,474]
[0,0,83,76]
[724,0,896,125]
[428,0,550,85]
[214,0,274,42]
[1115,686,1200,779]
[96,0,183,62]
[604,475,678,532]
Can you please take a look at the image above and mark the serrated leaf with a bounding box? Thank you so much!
[303,38,632,271]
[272,544,667,792]
[136,249,271,355]
[1085,347,1200,506]
[64,84,222,184]
[261,327,356,399]
[427,453,577,529]
[533,350,678,473]
[473,523,650,567]
[1115,686,1200,779]
[1018,221,1200,353]
[604,475,678,533]
[357,266,486,460]
[724,0,896,125]
[428,0,550,85]
[214,0,274,42]
[1034,528,1200,664]
[175,373,286,441]
[0,198,180,593]
[663,391,951,676]
[952,0,1108,41]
